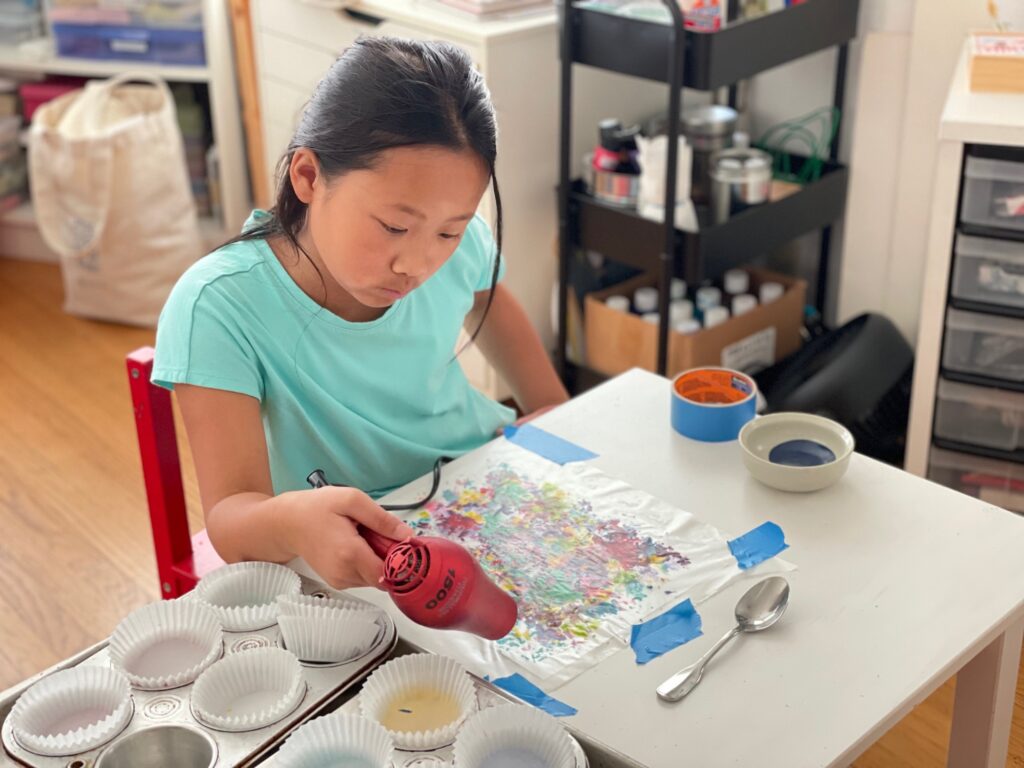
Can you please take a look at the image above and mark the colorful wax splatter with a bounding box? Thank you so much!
[414,463,691,665]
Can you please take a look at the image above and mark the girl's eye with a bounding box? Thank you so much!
[379,220,407,235]
[439,232,461,241]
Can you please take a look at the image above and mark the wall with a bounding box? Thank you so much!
[880,1,990,343]
[745,0,990,345]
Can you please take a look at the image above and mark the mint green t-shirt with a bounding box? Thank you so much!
[153,210,515,497]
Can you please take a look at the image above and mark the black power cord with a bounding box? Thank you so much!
[306,456,453,511]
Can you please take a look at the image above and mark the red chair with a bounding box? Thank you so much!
[127,346,225,598]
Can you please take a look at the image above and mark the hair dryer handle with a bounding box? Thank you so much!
[359,526,400,559]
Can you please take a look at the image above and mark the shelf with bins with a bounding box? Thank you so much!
[933,437,1024,467]
[931,368,1024,468]
[557,0,860,390]
[959,222,1024,244]
[928,227,1024,469]
[0,43,210,82]
[903,47,1024,479]
[945,223,1024,322]
[948,297,1024,322]
[0,0,249,257]
[941,368,1024,396]
[926,330,1024,475]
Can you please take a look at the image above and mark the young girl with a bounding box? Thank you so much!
[153,36,568,592]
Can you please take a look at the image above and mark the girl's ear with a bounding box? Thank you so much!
[289,148,321,204]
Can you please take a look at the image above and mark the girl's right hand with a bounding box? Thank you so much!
[287,486,415,590]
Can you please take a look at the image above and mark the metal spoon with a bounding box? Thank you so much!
[656,576,790,702]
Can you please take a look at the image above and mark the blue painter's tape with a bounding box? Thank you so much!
[630,598,703,664]
[728,521,789,570]
[504,424,598,465]
[490,674,578,717]
[670,368,758,443]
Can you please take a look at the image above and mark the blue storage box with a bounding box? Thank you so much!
[52,23,206,66]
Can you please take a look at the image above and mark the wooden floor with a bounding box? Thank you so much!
[0,257,1022,766]
[0,258,204,687]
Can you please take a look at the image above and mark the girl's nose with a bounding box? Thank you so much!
[391,242,439,280]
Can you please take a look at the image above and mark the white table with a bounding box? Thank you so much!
[298,369,1024,768]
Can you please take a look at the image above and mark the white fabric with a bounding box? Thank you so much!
[29,73,202,326]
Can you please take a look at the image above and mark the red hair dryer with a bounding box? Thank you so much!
[307,469,518,640]
[361,529,518,640]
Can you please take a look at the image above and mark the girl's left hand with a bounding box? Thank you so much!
[496,404,558,435]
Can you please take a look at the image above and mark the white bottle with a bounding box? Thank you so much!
[669,299,694,326]
[704,305,730,329]
[606,295,630,313]
[675,318,701,335]
[695,286,722,313]
[634,286,659,314]
[670,278,688,301]
[723,269,749,297]
[642,312,660,325]
[732,294,758,316]
[760,282,784,304]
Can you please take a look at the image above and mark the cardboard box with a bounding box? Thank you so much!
[584,268,806,377]
[969,32,1024,94]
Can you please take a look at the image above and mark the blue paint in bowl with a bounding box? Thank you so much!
[768,439,836,467]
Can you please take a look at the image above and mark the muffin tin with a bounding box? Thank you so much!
[0,575,397,768]
[358,653,478,751]
[263,654,590,768]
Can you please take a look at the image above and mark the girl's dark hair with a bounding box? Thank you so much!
[238,36,502,335]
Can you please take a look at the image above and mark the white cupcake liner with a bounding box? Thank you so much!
[275,712,395,768]
[191,647,305,732]
[453,704,576,768]
[195,562,301,631]
[276,592,381,618]
[359,654,476,751]
[109,599,223,690]
[278,613,381,664]
[10,667,132,756]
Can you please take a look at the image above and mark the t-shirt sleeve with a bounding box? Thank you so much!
[151,269,263,401]
[466,215,506,293]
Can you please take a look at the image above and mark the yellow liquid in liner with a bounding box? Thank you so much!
[380,687,460,733]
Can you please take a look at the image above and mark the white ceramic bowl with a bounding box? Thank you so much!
[739,413,854,493]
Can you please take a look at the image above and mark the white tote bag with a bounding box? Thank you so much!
[29,73,203,327]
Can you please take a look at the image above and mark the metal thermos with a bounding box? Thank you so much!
[709,147,773,224]
[681,105,738,205]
